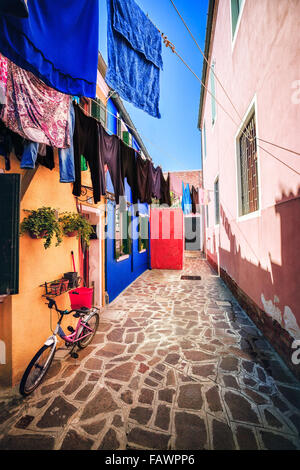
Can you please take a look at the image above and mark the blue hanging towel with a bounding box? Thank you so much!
[0,0,99,97]
[182,183,192,215]
[106,0,163,119]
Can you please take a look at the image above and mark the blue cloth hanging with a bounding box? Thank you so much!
[0,0,99,97]
[106,0,163,119]
[0,0,29,18]
[182,183,192,215]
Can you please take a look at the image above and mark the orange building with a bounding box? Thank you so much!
[0,75,107,389]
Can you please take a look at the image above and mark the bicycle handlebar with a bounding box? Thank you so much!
[45,297,72,315]
[45,297,91,316]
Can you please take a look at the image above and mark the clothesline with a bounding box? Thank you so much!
[77,101,149,163]
[164,0,300,175]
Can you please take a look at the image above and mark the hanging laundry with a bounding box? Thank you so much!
[160,172,172,207]
[0,0,99,97]
[98,123,124,205]
[136,155,152,203]
[120,141,139,204]
[2,59,70,148]
[36,145,55,171]
[199,188,211,206]
[146,164,163,201]
[81,155,88,172]
[0,0,28,18]
[0,120,25,170]
[191,186,199,214]
[72,104,106,203]
[152,166,163,200]
[169,173,183,197]
[21,102,75,183]
[182,183,192,215]
[106,0,163,118]
[0,53,7,107]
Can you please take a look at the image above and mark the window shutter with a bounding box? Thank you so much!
[123,131,130,145]
[100,102,106,127]
[91,99,106,127]
[91,99,98,120]
[0,174,20,295]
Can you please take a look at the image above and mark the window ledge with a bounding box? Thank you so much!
[139,249,147,254]
[237,210,260,222]
[116,254,130,263]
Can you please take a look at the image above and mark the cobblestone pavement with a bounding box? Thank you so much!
[1,254,300,450]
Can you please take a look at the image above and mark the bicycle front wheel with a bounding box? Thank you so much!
[77,312,99,349]
[19,344,56,396]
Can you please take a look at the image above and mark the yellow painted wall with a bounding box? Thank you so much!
[0,86,108,388]
[0,150,104,387]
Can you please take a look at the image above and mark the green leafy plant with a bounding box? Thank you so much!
[20,207,62,249]
[59,212,95,246]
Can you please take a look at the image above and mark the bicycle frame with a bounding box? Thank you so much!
[44,311,94,347]
[59,316,94,344]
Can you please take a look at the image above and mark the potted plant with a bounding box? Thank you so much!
[59,212,95,246]
[20,207,63,249]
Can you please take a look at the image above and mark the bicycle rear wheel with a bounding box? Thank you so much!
[19,344,56,396]
[77,312,99,349]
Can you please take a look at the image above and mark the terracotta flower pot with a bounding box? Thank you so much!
[60,279,69,293]
[49,281,62,296]
[65,231,78,238]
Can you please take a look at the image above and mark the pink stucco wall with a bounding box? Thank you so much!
[201,0,300,339]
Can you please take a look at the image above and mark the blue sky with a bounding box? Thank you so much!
[99,0,209,172]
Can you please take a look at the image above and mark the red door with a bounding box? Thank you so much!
[150,208,184,270]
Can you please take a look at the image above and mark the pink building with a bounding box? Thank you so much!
[198,0,300,377]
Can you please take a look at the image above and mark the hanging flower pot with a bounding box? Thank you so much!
[49,281,63,296]
[65,230,78,238]
[20,207,63,249]
[59,212,95,246]
[29,229,48,239]
[60,279,69,293]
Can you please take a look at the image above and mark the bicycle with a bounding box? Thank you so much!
[19,296,100,396]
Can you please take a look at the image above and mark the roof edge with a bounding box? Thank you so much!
[97,52,151,160]
[197,0,216,131]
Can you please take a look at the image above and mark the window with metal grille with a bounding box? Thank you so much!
[214,177,220,225]
[91,98,106,128]
[239,114,259,216]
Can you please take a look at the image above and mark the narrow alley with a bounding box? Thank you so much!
[0,253,299,451]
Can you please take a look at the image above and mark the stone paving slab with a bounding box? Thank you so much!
[0,254,300,450]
